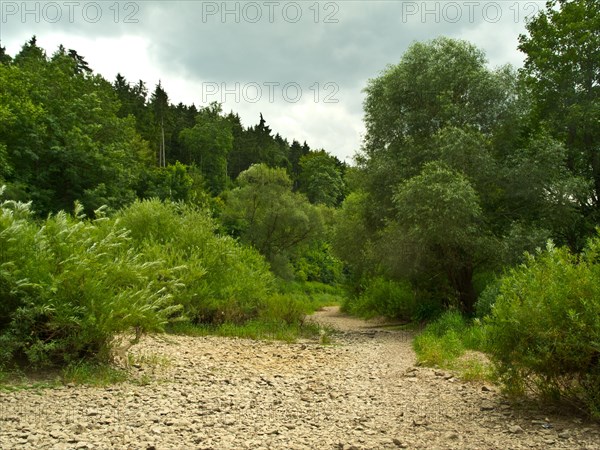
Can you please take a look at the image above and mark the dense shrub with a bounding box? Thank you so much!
[343,277,417,320]
[116,199,274,324]
[475,279,501,318]
[0,200,180,367]
[485,238,600,418]
[292,241,344,284]
[411,289,446,322]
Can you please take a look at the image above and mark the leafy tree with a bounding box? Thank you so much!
[298,150,345,206]
[389,162,487,314]
[0,39,151,215]
[113,74,154,143]
[180,103,233,194]
[337,36,594,314]
[501,132,589,245]
[331,191,374,284]
[361,37,516,218]
[0,45,12,65]
[135,162,209,203]
[221,164,324,276]
[519,0,600,216]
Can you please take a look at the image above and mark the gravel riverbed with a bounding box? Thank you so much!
[1,306,599,449]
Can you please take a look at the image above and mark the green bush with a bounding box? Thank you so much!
[292,241,344,284]
[117,199,274,325]
[475,278,501,318]
[411,295,445,322]
[344,277,417,320]
[485,238,600,418]
[0,200,180,367]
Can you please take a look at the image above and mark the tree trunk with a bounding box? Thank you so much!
[454,263,477,316]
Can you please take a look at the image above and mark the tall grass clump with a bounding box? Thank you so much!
[413,311,469,366]
[0,199,181,368]
[485,238,600,418]
[412,310,489,381]
[116,199,274,325]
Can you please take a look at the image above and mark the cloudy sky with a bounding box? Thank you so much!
[1,1,545,162]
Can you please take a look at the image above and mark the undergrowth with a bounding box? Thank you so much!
[413,310,492,382]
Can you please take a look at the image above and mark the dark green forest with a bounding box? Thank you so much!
[0,0,598,417]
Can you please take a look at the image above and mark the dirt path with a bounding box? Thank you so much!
[1,306,599,449]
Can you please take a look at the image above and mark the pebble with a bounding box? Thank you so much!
[0,307,598,450]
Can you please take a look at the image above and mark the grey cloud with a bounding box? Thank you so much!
[1,0,545,160]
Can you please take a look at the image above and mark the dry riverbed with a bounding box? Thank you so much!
[1,306,599,449]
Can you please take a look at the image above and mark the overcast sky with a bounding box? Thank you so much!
[1,1,546,162]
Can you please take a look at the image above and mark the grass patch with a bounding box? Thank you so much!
[127,352,171,369]
[1,359,136,390]
[167,280,344,343]
[0,365,62,391]
[167,319,325,343]
[413,311,494,382]
[275,280,344,313]
[61,361,128,386]
[457,355,495,382]
[342,277,417,321]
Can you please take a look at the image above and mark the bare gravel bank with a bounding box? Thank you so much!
[1,306,599,449]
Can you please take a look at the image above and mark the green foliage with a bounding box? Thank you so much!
[413,311,472,366]
[61,361,128,386]
[340,35,590,318]
[0,199,180,368]
[413,311,489,375]
[292,241,343,284]
[298,150,345,206]
[485,237,600,417]
[363,37,511,155]
[350,38,522,315]
[117,199,274,325]
[474,279,501,319]
[168,280,342,342]
[221,164,324,277]
[389,162,485,313]
[410,292,446,323]
[331,191,373,281]
[413,328,465,368]
[343,277,416,320]
[393,162,482,248]
[276,280,344,314]
[136,162,210,205]
[0,42,150,216]
[169,318,323,343]
[179,103,233,194]
[519,0,600,215]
